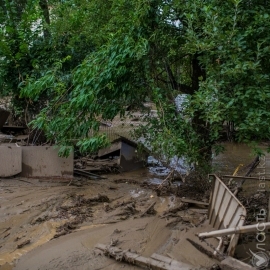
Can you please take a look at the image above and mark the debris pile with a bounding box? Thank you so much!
[74,157,120,174]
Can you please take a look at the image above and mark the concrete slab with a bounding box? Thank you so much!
[0,145,22,177]
[19,146,73,178]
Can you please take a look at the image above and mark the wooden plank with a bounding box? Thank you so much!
[181,198,209,206]
[151,253,193,269]
[220,256,256,270]
[95,244,191,270]
[189,208,208,214]
[151,253,172,264]
[222,175,270,181]
[74,169,106,179]
[98,141,121,157]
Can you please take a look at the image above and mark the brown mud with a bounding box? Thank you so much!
[0,170,214,270]
[0,142,269,270]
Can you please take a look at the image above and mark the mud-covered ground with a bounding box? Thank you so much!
[0,169,219,270]
[1,142,270,270]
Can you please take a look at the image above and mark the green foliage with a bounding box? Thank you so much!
[2,0,270,167]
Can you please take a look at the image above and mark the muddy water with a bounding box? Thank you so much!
[148,142,270,181]
[213,142,269,176]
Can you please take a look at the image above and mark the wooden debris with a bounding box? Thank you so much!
[268,194,270,222]
[74,169,106,179]
[95,244,191,270]
[181,198,209,207]
[161,203,188,217]
[157,170,175,189]
[150,253,192,269]
[74,158,120,172]
[189,208,208,214]
[223,175,270,181]
[140,201,156,217]
[186,238,224,261]
[220,256,256,270]
[233,156,260,196]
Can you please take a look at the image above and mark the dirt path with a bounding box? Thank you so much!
[0,170,217,270]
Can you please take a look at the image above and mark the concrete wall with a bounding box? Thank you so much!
[19,146,73,178]
[0,145,22,177]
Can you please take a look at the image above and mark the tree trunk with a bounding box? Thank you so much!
[39,0,50,38]
[191,54,211,172]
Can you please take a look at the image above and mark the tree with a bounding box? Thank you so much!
[5,0,270,170]
[0,0,95,121]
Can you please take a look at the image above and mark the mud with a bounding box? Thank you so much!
[0,169,216,270]
[0,142,269,270]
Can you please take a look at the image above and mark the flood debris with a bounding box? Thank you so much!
[140,201,156,217]
[161,203,188,217]
[188,174,265,270]
[180,198,209,208]
[74,137,147,175]
[187,238,224,261]
[222,156,261,196]
[220,257,256,270]
[53,221,79,238]
[98,137,147,172]
[95,243,192,270]
[206,175,246,257]
[73,169,106,179]
[74,157,120,172]
[198,223,270,239]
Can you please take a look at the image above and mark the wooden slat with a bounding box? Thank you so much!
[95,244,191,270]
[180,198,209,206]
[151,253,192,269]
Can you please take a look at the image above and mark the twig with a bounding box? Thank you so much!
[140,202,156,217]
[157,169,175,190]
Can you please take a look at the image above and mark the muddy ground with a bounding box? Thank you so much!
[0,169,219,270]
[0,142,270,270]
